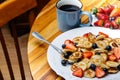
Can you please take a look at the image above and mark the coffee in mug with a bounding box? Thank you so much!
[56,0,92,32]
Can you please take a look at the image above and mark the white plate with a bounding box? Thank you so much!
[47,27,120,80]
[92,15,98,26]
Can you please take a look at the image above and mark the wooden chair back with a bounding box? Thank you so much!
[0,0,37,80]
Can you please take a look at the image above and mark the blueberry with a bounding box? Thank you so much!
[95,52,101,55]
[109,17,115,21]
[90,24,93,26]
[103,68,108,73]
[90,64,96,70]
[105,45,112,51]
[62,44,66,49]
[63,51,72,59]
[74,43,78,46]
[66,51,72,54]
[77,58,81,62]
[92,43,98,49]
[117,64,120,71]
[96,35,99,38]
[61,60,68,66]
[67,61,74,65]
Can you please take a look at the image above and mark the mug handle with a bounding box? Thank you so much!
[79,11,92,26]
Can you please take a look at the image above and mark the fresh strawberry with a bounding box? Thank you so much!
[64,40,77,50]
[72,68,83,78]
[108,54,117,61]
[98,32,108,38]
[104,20,112,28]
[115,17,120,26]
[98,7,104,13]
[95,67,105,78]
[111,20,119,29]
[94,20,104,26]
[103,4,114,15]
[113,47,120,60]
[96,13,109,20]
[82,52,93,58]
[110,8,120,17]
[107,4,115,11]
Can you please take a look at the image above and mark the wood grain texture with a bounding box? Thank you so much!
[0,0,37,27]
[28,0,120,80]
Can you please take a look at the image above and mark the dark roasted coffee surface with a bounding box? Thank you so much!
[59,5,80,11]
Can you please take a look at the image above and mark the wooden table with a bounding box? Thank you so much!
[27,0,120,80]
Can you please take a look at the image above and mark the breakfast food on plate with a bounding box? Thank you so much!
[61,32,120,78]
[91,4,120,29]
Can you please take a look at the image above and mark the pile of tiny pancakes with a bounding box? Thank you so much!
[61,32,120,78]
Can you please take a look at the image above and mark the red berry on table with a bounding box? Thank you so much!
[103,4,114,15]
[96,13,109,20]
[107,4,114,11]
[98,7,104,13]
[104,20,112,28]
[94,20,104,26]
[111,20,119,29]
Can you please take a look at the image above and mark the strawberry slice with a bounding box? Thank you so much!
[113,47,120,60]
[82,52,93,58]
[95,67,105,78]
[64,39,77,50]
[83,33,89,38]
[96,13,109,20]
[98,32,108,38]
[94,20,104,26]
[108,54,117,61]
[72,68,83,78]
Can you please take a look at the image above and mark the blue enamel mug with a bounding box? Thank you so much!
[56,0,92,32]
